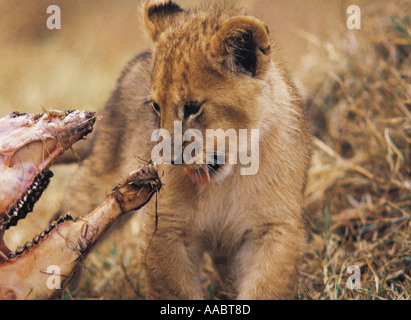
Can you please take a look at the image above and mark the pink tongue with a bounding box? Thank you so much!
[184,165,210,185]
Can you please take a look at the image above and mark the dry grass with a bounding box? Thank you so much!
[0,0,410,300]
[299,5,411,299]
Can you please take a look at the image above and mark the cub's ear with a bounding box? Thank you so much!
[142,0,184,42]
[210,16,271,77]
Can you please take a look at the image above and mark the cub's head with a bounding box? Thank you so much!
[142,0,271,184]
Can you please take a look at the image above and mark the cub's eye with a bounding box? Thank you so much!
[184,101,202,119]
[151,102,161,116]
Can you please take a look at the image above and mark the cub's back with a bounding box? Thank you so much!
[59,52,156,216]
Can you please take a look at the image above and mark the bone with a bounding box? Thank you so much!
[0,164,161,300]
[0,110,96,229]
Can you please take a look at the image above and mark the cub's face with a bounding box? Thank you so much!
[143,0,272,184]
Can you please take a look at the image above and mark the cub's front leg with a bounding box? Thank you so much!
[142,216,204,300]
[235,220,306,300]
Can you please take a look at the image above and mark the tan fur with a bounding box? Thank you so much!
[58,0,312,299]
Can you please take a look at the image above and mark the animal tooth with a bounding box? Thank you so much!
[0,218,8,227]
[26,202,34,212]
[64,213,76,222]
[24,241,33,250]
[39,232,46,239]
[15,246,24,255]
[33,235,40,244]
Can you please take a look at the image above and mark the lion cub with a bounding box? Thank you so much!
[59,0,311,299]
